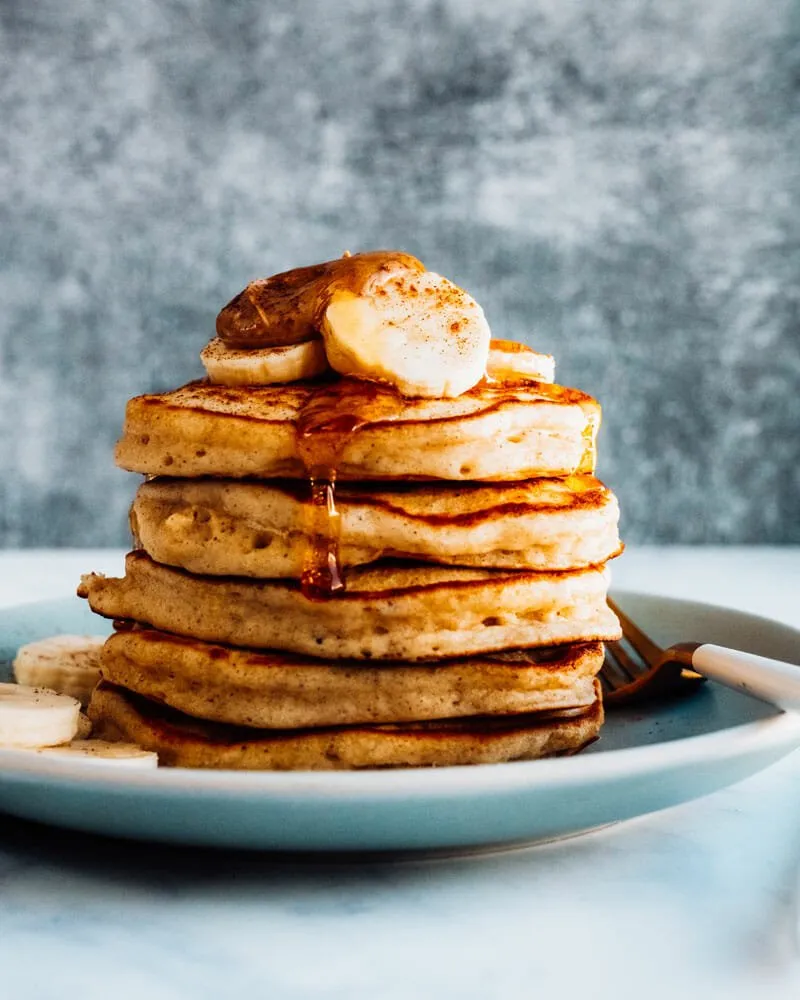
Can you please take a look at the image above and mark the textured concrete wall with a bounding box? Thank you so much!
[1,0,799,545]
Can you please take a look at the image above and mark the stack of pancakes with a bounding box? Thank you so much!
[80,260,621,769]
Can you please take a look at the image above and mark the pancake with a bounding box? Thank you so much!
[131,475,622,576]
[88,681,604,769]
[78,551,621,660]
[101,628,604,728]
[113,377,600,481]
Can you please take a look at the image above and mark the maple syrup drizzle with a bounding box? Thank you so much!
[296,378,409,600]
[303,473,344,599]
[128,503,143,551]
[578,408,600,473]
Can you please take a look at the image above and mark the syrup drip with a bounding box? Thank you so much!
[296,378,409,600]
[578,408,600,473]
[128,503,143,551]
[302,473,344,599]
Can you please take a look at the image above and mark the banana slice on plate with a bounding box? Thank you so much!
[201,337,328,386]
[487,340,555,383]
[321,269,492,397]
[0,683,81,747]
[30,739,158,768]
[13,634,104,707]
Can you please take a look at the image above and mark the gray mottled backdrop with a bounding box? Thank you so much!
[1,0,799,546]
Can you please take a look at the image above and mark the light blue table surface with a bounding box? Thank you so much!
[1,547,799,1000]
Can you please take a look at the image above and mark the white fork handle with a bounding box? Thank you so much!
[693,645,800,712]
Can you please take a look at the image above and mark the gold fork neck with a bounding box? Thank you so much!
[669,642,702,667]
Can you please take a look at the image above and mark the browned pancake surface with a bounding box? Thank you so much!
[131,474,622,576]
[79,552,621,660]
[114,377,600,481]
[101,627,605,728]
[88,681,604,769]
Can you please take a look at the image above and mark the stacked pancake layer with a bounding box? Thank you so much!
[81,262,621,770]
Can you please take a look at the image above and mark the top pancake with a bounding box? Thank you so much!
[114,377,600,481]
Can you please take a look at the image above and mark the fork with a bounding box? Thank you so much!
[602,597,800,710]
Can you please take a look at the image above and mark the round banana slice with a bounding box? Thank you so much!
[321,268,492,397]
[487,340,555,383]
[13,634,104,708]
[33,739,158,768]
[0,683,81,748]
[201,337,329,386]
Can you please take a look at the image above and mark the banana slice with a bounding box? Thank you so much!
[13,635,104,707]
[201,337,329,386]
[321,268,491,397]
[32,739,158,768]
[487,340,555,383]
[0,683,80,747]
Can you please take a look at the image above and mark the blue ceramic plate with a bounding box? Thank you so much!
[1,591,799,852]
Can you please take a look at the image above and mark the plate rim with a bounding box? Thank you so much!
[1,710,799,795]
[1,588,799,800]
